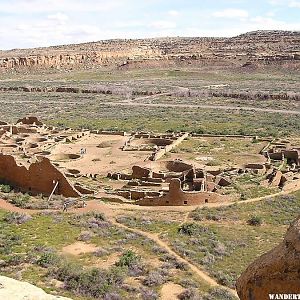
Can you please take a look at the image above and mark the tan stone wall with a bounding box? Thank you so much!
[132,166,152,179]
[0,154,80,197]
[137,178,228,206]
[151,133,189,161]
[16,116,43,126]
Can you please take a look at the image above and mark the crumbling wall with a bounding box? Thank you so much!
[151,133,189,161]
[16,116,43,126]
[132,166,152,179]
[0,154,80,197]
[165,160,193,172]
[137,178,228,206]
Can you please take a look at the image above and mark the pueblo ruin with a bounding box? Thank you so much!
[1,116,299,207]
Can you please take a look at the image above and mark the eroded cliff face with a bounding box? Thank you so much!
[0,30,299,71]
[236,216,300,300]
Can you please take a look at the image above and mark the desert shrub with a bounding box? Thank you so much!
[204,287,236,300]
[178,288,203,300]
[140,287,159,300]
[172,240,196,258]
[213,241,227,256]
[201,252,216,266]
[152,245,168,255]
[53,261,126,298]
[212,271,236,288]
[37,251,60,267]
[6,254,25,266]
[3,212,32,224]
[86,216,110,229]
[143,270,166,287]
[9,193,31,208]
[116,250,139,268]
[103,292,122,300]
[247,215,263,226]
[179,278,199,288]
[128,261,147,277]
[77,231,94,241]
[178,223,209,236]
[279,194,296,202]
[159,254,188,270]
[82,211,106,221]
[0,233,22,255]
[0,184,11,193]
[93,248,109,257]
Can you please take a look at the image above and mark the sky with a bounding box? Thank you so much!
[0,0,299,50]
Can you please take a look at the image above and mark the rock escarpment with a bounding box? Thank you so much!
[236,215,300,300]
[0,30,299,71]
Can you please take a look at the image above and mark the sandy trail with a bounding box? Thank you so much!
[110,219,238,297]
[102,102,300,115]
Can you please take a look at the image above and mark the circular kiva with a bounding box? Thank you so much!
[130,138,173,147]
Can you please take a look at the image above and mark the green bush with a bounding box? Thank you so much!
[0,184,11,193]
[178,223,209,236]
[37,252,60,267]
[3,212,32,224]
[54,262,126,298]
[116,250,139,268]
[247,215,263,226]
[204,287,237,300]
[10,193,31,208]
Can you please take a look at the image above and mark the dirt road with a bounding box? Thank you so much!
[102,101,300,115]
[0,98,299,115]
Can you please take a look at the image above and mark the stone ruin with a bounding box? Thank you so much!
[0,116,92,198]
[108,136,300,206]
[108,159,231,205]
[0,154,80,197]
[122,132,189,161]
[1,118,300,207]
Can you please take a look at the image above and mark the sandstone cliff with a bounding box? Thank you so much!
[236,215,300,300]
[0,30,299,71]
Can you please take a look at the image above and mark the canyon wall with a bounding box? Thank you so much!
[0,30,299,71]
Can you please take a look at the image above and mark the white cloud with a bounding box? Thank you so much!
[269,0,300,6]
[149,20,177,30]
[47,12,69,23]
[266,11,276,17]
[168,10,180,17]
[212,8,249,19]
[0,0,124,14]
[289,1,300,7]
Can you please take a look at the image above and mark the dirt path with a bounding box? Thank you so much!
[0,98,299,115]
[102,101,300,115]
[110,219,238,297]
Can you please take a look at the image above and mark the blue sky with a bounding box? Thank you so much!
[0,0,299,49]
